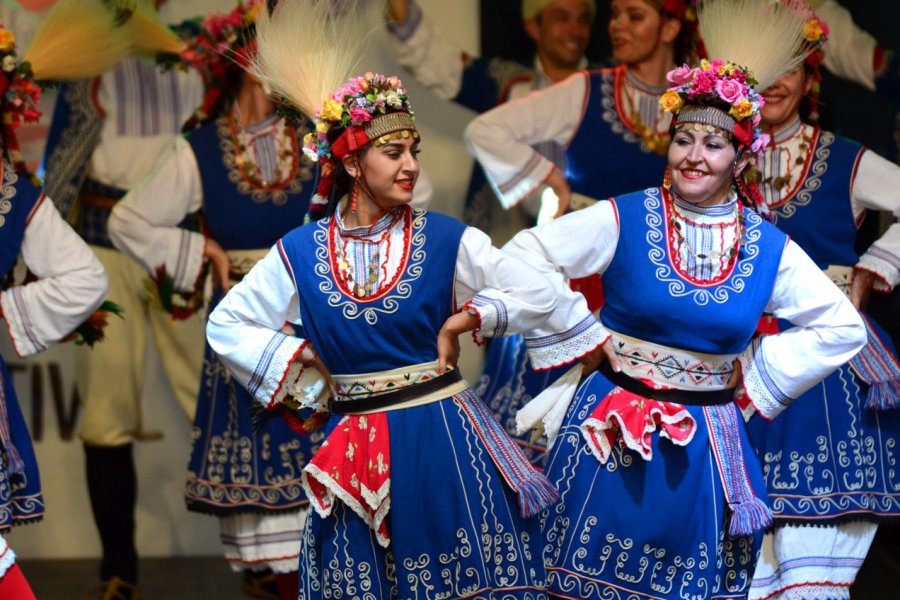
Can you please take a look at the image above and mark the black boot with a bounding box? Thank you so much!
[84,443,138,590]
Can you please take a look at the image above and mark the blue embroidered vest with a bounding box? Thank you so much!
[187,117,315,250]
[565,68,668,199]
[767,129,864,269]
[1,167,43,277]
[278,209,466,374]
[601,188,787,355]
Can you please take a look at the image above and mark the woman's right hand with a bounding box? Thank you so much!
[300,343,337,398]
[204,238,232,293]
[580,337,621,376]
[546,167,573,219]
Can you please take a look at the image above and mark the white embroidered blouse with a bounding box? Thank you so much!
[2,197,108,358]
[206,206,564,407]
[504,195,866,419]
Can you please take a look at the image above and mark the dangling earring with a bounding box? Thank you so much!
[351,180,359,212]
[662,166,672,190]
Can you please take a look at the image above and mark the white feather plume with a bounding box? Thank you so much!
[253,0,371,118]
[698,0,814,90]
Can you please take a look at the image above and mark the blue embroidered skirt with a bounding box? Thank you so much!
[0,357,44,529]
[297,392,549,599]
[186,292,324,514]
[543,372,764,600]
[745,318,900,522]
[477,334,569,469]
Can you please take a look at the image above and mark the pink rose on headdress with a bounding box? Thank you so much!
[751,133,771,154]
[350,107,372,124]
[693,71,716,94]
[716,79,744,105]
[667,64,693,86]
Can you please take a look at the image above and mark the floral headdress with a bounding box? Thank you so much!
[661,60,770,154]
[252,0,411,221]
[0,24,43,175]
[659,0,819,213]
[300,72,417,219]
[180,0,264,130]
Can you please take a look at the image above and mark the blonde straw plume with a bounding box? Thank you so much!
[252,0,371,118]
[126,0,187,56]
[22,0,132,80]
[698,0,813,89]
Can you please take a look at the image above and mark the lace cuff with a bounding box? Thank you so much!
[524,314,608,371]
[464,294,508,346]
[857,247,900,293]
[737,337,793,420]
[246,331,308,409]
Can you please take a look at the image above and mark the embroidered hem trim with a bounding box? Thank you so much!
[752,581,853,600]
[301,463,392,549]
[525,314,608,371]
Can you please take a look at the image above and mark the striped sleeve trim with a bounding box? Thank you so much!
[464,294,508,346]
[1,287,45,357]
[494,153,555,210]
[247,331,306,408]
[737,337,793,420]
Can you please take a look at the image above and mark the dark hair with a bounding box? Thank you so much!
[323,125,370,218]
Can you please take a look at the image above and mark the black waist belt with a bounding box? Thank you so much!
[329,368,463,414]
[598,361,734,406]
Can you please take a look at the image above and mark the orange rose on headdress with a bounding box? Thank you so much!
[0,29,15,52]
[729,98,753,120]
[803,19,824,43]
[660,90,684,113]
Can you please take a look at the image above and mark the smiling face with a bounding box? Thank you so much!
[668,126,745,206]
[608,0,678,66]
[760,66,810,132]
[525,0,593,70]
[355,135,420,208]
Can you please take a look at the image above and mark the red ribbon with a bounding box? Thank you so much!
[331,126,371,159]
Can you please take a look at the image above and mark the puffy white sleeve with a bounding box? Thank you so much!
[386,0,466,101]
[817,0,878,91]
[206,245,308,409]
[108,138,206,293]
[502,200,618,369]
[738,240,866,420]
[465,72,588,210]
[2,198,108,357]
[453,227,558,345]
[850,149,900,292]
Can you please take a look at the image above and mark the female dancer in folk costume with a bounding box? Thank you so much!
[107,3,375,597]
[461,0,699,471]
[739,7,900,600]
[0,14,112,597]
[505,1,867,597]
[206,1,579,597]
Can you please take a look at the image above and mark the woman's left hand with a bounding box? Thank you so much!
[850,269,876,311]
[437,311,480,373]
